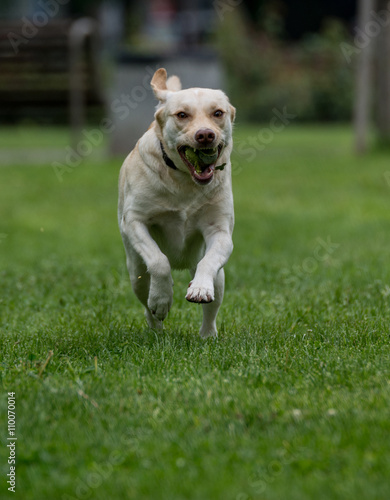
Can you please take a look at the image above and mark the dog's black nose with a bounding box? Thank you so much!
[195,128,215,145]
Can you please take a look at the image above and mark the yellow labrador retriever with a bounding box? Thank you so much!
[118,68,235,337]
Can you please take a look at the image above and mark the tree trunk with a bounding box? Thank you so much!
[354,0,375,154]
[376,0,390,144]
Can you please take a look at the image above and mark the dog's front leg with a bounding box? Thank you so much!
[186,229,233,305]
[120,216,173,324]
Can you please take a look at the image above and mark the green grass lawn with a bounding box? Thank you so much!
[1,124,390,500]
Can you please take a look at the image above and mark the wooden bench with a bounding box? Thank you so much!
[0,19,104,123]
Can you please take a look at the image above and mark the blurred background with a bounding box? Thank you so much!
[0,0,389,162]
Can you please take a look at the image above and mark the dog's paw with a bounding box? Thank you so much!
[186,280,214,304]
[145,309,163,332]
[147,295,172,321]
[199,324,218,338]
[147,276,173,322]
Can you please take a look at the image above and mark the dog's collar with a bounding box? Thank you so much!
[160,142,177,171]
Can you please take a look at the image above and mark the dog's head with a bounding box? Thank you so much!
[151,68,236,185]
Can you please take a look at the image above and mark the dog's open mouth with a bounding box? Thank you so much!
[178,145,223,184]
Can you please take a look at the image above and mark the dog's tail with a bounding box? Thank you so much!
[166,75,182,92]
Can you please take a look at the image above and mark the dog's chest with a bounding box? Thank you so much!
[148,210,204,269]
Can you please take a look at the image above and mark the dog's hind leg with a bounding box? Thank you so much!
[199,268,224,338]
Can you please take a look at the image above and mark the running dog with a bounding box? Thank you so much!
[118,68,235,337]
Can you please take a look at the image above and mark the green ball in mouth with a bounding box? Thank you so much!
[184,147,219,173]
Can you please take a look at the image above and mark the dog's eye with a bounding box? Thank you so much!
[213,110,224,118]
[176,112,188,119]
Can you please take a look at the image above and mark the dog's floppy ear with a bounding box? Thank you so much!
[151,68,182,102]
[230,105,236,123]
[151,68,170,102]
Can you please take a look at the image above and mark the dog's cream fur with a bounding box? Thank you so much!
[118,68,235,337]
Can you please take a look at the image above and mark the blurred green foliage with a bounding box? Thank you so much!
[217,11,354,122]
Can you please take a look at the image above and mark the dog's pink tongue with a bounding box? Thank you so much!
[198,165,214,178]
[193,164,215,184]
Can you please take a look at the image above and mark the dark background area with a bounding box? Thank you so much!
[243,0,356,39]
